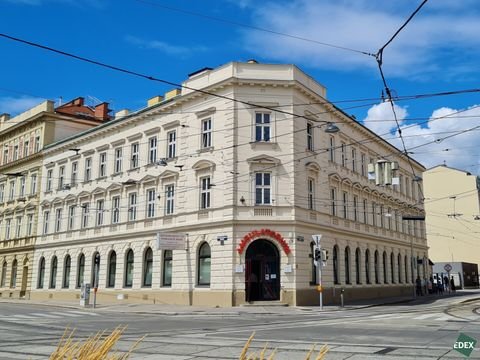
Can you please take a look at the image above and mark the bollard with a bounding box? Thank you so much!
[340,288,345,308]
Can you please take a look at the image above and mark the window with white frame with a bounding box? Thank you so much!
[96,199,104,226]
[130,143,139,169]
[55,208,62,232]
[200,177,211,209]
[255,172,271,205]
[341,142,346,167]
[30,173,37,195]
[68,205,75,230]
[165,184,174,215]
[352,148,357,172]
[363,199,368,224]
[342,191,348,219]
[71,161,78,186]
[361,153,366,176]
[112,196,120,224]
[2,146,8,164]
[99,152,107,177]
[255,112,271,142]
[148,136,157,164]
[35,136,41,152]
[307,122,314,151]
[58,166,65,189]
[380,205,384,228]
[398,174,403,194]
[405,177,410,198]
[329,136,335,162]
[167,131,176,159]
[308,178,315,210]
[5,219,11,239]
[372,202,377,226]
[81,203,89,228]
[15,216,22,238]
[387,207,392,229]
[13,144,18,161]
[114,148,122,173]
[201,118,212,148]
[353,195,358,222]
[8,180,15,201]
[46,169,53,192]
[26,214,33,236]
[24,140,29,157]
[43,211,49,234]
[0,183,5,202]
[84,158,92,181]
[331,188,337,216]
[146,189,156,218]
[128,193,137,221]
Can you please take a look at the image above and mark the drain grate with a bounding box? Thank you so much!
[375,347,397,355]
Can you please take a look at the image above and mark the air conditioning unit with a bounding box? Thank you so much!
[63,184,71,190]
[156,158,168,166]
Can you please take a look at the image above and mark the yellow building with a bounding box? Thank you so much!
[0,98,111,299]
[423,165,480,267]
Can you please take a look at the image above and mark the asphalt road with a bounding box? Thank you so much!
[0,296,479,359]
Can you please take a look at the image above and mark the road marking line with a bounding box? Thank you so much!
[370,314,393,319]
[413,314,438,320]
[9,315,37,319]
[434,315,455,321]
[30,313,61,318]
[50,312,82,317]
[65,311,99,316]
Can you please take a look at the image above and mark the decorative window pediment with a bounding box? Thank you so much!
[305,161,320,172]
[192,159,216,172]
[92,187,106,195]
[107,183,122,192]
[159,170,179,181]
[139,175,158,184]
[247,154,280,165]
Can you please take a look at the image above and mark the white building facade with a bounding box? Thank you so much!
[31,62,427,306]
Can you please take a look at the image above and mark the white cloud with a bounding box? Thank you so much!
[362,103,480,172]
[241,0,480,77]
[0,96,43,115]
[125,36,207,59]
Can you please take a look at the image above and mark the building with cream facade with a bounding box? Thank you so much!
[0,98,111,299]
[31,62,427,306]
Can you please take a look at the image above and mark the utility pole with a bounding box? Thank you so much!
[93,253,100,309]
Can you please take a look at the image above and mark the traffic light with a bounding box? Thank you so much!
[314,249,321,261]
[94,253,100,265]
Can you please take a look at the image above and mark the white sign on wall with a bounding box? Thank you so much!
[156,233,186,250]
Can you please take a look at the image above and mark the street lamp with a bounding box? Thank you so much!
[323,122,340,133]
[403,215,426,299]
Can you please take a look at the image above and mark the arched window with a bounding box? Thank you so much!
[374,251,379,284]
[344,247,350,284]
[10,259,17,289]
[124,249,134,288]
[365,249,370,284]
[404,255,408,283]
[398,253,402,283]
[49,256,57,289]
[198,242,211,286]
[1,261,7,287]
[333,245,339,285]
[390,252,395,283]
[107,251,116,288]
[162,250,172,287]
[309,242,317,284]
[76,253,85,288]
[143,247,153,287]
[355,248,361,284]
[38,257,45,289]
[383,251,387,284]
[63,255,71,288]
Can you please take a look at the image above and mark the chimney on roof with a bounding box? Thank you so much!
[147,96,164,107]
[115,109,130,119]
[165,89,181,100]
[0,113,10,129]
[94,102,112,121]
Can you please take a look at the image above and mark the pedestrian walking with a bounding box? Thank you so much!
[443,276,450,293]
[427,277,433,295]
[416,277,422,296]
[450,277,456,293]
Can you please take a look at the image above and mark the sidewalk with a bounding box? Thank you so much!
[1,290,479,316]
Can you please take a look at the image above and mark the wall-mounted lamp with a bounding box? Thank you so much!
[240,196,245,204]
[323,122,340,133]
[69,148,81,155]
[174,165,184,171]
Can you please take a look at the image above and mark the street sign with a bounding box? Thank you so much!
[156,233,186,250]
[444,263,453,272]
[312,234,322,247]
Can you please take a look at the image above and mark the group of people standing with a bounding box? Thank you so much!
[416,275,456,296]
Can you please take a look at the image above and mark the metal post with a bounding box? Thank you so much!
[317,257,323,310]
[340,288,344,308]
[93,262,98,308]
[411,237,416,299]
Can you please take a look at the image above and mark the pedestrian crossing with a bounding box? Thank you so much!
[0,310,99,324]
[369,312,473,322]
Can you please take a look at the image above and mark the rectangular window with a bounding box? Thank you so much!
[55,208,62,232]
[372,202,377,226]
[81,203,89,229]
[71,162,78,186]
[24,140,29,157]
[43,211,49,235]
[30,174,37,195]
[114,148,123,173]
[148,136,157,164]
[255,112,271,142]
[15,216,22,238]
[255,173,271,205]
[26,214,33,236]
[3,146,8,164]
[201,118,212,148]
[130,143,139,169]
[411,179,416,199]
[35,136,41,152]
[99,152,107,177]
[5,219,11,240]
[96,200,104,226]
[84,158,92,182]
[8,180,15,201]
[363,199,368,224]
[146,189,156,218]
[46,169,53,192]
[399,174,403,193]
[308,178,315,210]
[329,136,335,162]
[361,153,366,176]
[165,185,175,215]
[19,176,25,197]
[58,166,65,190]
[353,195,358,222]
[351,148,357,172]
[167,131,176,159]
[405,177,410,198]
[68,205,75,230]
[387,207,392,229]
[342,191,348,219]
[331,188,336,216]
[0,184,4,202]
[307,122,314,151]
[13,145,18,161]
[341,142,346,167]
[200,177,211,209]
[128,193,137,221]
[380,205,384,228]
[112,196,120,224]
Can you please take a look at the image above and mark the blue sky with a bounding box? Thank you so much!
[1,0,480,171]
